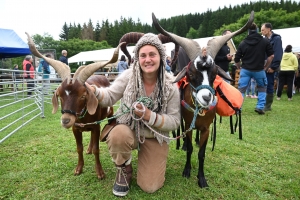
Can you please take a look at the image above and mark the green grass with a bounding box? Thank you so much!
[0,92,299,199]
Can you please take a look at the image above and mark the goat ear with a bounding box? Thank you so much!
[86,87,98,115]
[217,65,234,82]
[51,90,59,114]
[173,66,187,83]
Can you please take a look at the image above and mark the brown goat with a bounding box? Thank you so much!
[26,32,122,180]
[152,11,254,187]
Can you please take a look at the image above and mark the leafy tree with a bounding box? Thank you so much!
[69,22,81,39]
[99,20,109,42]
[81,19,94,40]
[57,39,111,72]
[81,23,88,40]
[186,27,198,39]
[214,9,300,47]
[59,22,69,41]
[95,21,101,42]
[135,18,144,32]
[86,19,94,40]
[33,33,58,50]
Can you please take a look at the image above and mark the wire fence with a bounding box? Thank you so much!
[0,68,119,144]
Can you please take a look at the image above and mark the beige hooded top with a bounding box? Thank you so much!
[94,33,181,145]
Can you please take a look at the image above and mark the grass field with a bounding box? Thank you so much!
[0,91,299,200]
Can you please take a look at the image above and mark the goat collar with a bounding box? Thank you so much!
[181,96,217,116]
[190,83,215,95]
[61,105,87,118]
[61,83,88,118]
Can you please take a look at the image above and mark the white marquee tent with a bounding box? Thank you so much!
[273,27,300,52]
[68,43,177,64]
[68,27,300,64]
[68,37,236,64]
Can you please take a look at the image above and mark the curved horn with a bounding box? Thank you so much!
[119,32,145,65]
[75,42,124,84]
[72,65,86,81]
[207,11,254,59]
[157,34,180,66]
[152,13,201,61]
[25,32,71,84]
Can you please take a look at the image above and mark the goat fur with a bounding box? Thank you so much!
[52,75,113,180]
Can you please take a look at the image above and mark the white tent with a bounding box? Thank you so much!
[68,43,177,64]
[68,38,235,64]
[68,27,300,64]
[273,27,300,53]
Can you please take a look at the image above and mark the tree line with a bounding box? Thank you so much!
[9,0,300,72]
[59,0,300,46]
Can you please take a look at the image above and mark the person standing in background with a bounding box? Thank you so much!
[261,23,283,111]
[215,30,234,83]
[234,23,274,115]
[59,50,68,65]
[22,55,35,96]
[295,53,300,93]
[117,55,128,74]
[246,78,257,98]
[276,45,298,101]
[42,54,51,94]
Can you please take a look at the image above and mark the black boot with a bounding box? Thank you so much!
[264,94,274,111]
[113,159,132,197]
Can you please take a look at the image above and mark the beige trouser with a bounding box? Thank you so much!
[106,124,169,193]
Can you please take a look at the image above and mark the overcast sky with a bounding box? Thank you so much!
[0,0,280,43]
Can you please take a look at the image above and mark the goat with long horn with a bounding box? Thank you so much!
[26,32,122,180]
[152,11,254,188]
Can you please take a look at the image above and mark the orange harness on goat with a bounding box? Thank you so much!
[213,75,243,139]
[213,75,243,116]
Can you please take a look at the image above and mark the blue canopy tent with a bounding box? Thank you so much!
[0,28,31,58]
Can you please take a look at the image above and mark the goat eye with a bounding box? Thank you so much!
[81,95,86,99]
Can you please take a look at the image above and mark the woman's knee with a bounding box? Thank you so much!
[107,124,132,143]
[138,179,164,193]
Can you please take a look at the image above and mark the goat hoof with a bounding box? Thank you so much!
[97,173,105,180]
[197,177,209,188]
[74,170,82,176]
[86,149,92,154]
[74,167,83,176]
[182,168,191,178]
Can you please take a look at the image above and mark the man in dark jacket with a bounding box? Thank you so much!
[261,23,283,111]
[234,23,274,115]
[215,30,234,83]
[59,50,68,65]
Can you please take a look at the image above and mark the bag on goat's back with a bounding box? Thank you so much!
[213,75,243,116]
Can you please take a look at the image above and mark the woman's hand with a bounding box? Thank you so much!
[85,82,95,93]
[134,103,151,122]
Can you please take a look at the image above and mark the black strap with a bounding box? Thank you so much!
[216,85,243,140]
[211,115,217,151]
[216,85,240,112]
[61,110,76,116]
